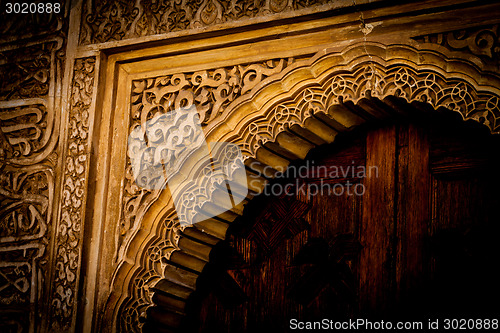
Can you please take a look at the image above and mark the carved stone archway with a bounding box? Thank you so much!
[4,1,500,333]
[107,42,500,332]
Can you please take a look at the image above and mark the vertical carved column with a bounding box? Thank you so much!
[48,57,96,332]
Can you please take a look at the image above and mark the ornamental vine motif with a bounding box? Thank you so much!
[79,0,333,45]
[49,57,95,331]
[119,58,297,260]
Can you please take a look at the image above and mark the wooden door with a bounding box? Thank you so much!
[193,114,500,332]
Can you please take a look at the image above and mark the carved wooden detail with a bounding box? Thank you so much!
[119,58,298,260]
[0,102,52,163]
[239,195,310,255]
[79,0,334,45]
[239,64,500,160]
[0,2,67,330]
[415,25,500,64]
[48,57,96,331]
[2,0,500,331]
[112,43,500,332]
[0,39,63,166]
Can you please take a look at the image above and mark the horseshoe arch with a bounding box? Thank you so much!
[110,42,500,332]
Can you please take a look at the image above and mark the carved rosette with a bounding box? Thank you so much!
[130,58,293,126]
[48,57,96,331]
[79,0,333,45]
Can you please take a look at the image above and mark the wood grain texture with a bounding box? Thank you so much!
[394,123,430,317]
[194,117,500,331]
[358,125,397,316]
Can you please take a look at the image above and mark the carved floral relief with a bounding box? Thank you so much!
[79,0,333,45]
[48,57,95,331]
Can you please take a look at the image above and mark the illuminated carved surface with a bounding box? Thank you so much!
[171,142,246,226]
[0,166,53,243]
[48,57,95,331]
[79,0,333,45]
[240,64,500,158]
[0,3,66,330]
[2,1,500,331]
[120,214,182,333]
[120,58,296,258]
[128,106,206,189]
[0,103,51,161]
[0,39,62,166]
[415,25,500,61]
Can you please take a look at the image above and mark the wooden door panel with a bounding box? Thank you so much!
[196,117,500,331]
[394,123,430,314]
[359,125,397,316]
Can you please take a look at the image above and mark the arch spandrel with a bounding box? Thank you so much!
[110,42,500,332]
